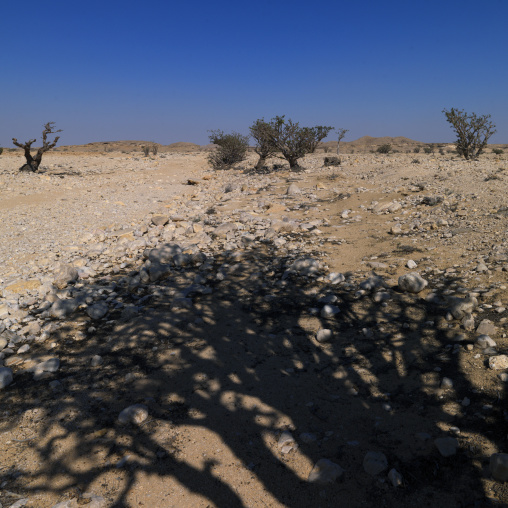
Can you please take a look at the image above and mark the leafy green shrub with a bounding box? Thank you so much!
[376,144,391,154]
[492,148,504,155]
[207,130,249,170]
[443,108,496,160]
[258,116,334,170]
[250,119,278,169]
[413,147,421,153]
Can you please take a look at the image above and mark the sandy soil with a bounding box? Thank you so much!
[1,148,508,508]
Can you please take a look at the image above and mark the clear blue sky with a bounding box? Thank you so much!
[1,0,506,146]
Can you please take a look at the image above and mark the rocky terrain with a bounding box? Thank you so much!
[0,147,508,507]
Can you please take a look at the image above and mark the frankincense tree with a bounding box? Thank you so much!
[12,122,62,172]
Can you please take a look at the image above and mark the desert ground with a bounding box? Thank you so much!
[1,141,508,507]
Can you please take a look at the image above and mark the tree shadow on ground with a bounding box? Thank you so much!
[0,247,505,507]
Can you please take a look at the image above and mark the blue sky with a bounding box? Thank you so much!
[1,0,506,146]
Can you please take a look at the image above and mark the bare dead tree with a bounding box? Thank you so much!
[12,122,62,172]
[336,128,349,155]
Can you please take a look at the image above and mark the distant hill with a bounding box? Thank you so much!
[54,140,202,153]
[321,136,450,153]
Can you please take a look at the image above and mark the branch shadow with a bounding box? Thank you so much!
[0,245,504,507]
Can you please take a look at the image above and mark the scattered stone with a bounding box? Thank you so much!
[321,305,340,318]
[449,296,478,319]
[118,404,149,425]
[49,298,79,319]
[278,431,298,454]
[91,355,104,367]
[86,302,109,320]
[316,329,333,343]
[407,260,417,269]
[363,451,388,475]
[151,214,169,226]
[489,355,508,370]
[308,458,344,484]
[398,272,428,293]
[476,335,497,349]
[388,468,403,487]
[286,183,301,195]
[326,272,345,285]
[0,367,13,389]
[434,437,459,457]
[490,453,508,482]
[477,319,497,336]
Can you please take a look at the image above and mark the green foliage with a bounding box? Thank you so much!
[376,144,391,154]
[413,147,421,153]
[249,119,278,169]
[443,108,496,160]
[423,145,433,154]
[492,148,504,155]
[207,130,249,170]
[142,146,150,157]
[263,116,334,170]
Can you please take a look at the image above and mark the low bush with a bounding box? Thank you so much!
[376,144,391,154]
[208,130,249,170]
[324,156,341,167]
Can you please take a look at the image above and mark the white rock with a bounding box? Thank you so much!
[476,335,496,349]
[118,404,149,425]
[489,355,508,370]
[326,272,345,285]
[316,329,333,343]
[286,183,301,195]
[308,458,344,484]
[407,260,417,269]
[398,273,428,293]
[36,357,60,373]
[321,305,340,318]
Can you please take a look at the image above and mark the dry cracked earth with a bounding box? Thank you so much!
[0,148,508,507]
